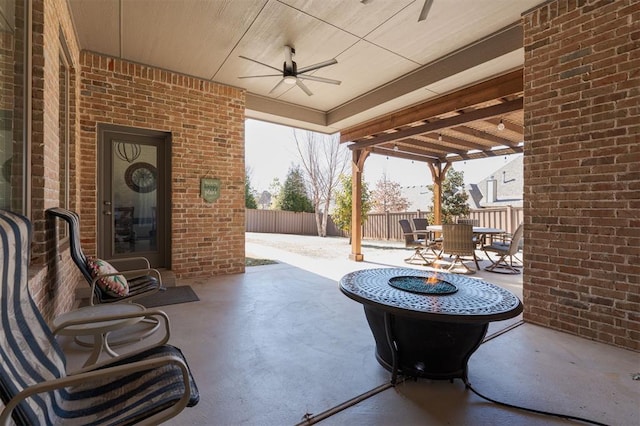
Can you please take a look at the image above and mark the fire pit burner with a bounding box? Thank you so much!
[388,275,457,295]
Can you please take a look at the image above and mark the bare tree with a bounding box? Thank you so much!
[294,130,349,237]
[371,172,410,212]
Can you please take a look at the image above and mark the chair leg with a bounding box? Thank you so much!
[484,252,520,274]
[404,248,431,265]
[446,254,475,274]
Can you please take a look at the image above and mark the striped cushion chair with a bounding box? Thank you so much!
[0,210,199,425]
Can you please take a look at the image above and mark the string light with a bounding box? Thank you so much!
[438,134,442,141]
[497,119,505,131]
[393,144,399,151]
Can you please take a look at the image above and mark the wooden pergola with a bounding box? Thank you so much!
[339,70,524,261]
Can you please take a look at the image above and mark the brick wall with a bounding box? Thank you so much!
[79,52,246,278]
[29,0,83,321]
[523,0,639,351]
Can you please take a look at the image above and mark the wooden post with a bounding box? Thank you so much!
[428,161,451,225]
[350,149,369,261]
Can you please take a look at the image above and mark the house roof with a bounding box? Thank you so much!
[467,154,523,208]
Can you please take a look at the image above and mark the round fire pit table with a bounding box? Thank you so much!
[339,268,522,381]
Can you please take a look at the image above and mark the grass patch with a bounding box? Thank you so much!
[245,257,278,267]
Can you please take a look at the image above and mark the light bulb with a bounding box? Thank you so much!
[393,144,399,151]
[497,119,505,131]
[438,134,442,141]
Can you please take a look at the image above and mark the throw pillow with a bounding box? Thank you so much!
[86,257,129,297]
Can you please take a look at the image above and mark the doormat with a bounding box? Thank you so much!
[135,285,200,308]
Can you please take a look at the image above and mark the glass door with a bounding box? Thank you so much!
[100,128,168,267]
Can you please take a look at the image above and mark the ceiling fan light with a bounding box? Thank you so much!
[283,75,297,85]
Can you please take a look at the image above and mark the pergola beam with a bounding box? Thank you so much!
[340,69,523,143]
[347,98,523,149]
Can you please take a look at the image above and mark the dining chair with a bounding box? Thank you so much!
[456,217,479,226]
[457,217,484,248]
[412,217,441,258]
[399,219,432,265]
[482,223,524,274]
[441,223,480,273]
[412,217,429,240]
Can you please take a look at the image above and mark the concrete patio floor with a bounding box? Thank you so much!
[61,233,639,425]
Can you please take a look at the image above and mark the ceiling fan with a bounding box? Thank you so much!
[361,0,433,22]
[238,45,341,96]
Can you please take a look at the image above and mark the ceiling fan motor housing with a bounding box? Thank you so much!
[283,61,297,76]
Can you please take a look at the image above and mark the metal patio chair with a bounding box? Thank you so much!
[46,207,163,306]
[412,217,442,258]
[482,223,524,274]
[399,219,438,265]
[0,209,199,425]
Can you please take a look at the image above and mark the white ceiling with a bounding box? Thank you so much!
[68,0,544,134]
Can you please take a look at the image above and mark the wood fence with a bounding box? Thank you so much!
[245,209,344,236]
[246,206,523,240]
[362,206,523,240]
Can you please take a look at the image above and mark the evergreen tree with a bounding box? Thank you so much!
[428,168,469,223]
[277,165,314,212]
[331,174,372,237]
[245,170,257,209]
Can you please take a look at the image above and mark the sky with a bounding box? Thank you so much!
[245,118,521,193]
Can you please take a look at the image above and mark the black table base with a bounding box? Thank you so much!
[364,306,488,381]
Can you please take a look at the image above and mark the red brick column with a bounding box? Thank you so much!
[523,0,639,350]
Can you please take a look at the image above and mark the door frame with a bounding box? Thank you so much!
[97,124,171,268]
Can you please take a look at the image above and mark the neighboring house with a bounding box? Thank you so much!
[467,155,523,209]
[400,185,433,212]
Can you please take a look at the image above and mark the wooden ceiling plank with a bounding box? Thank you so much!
[348,98,523,149]
[371,146,441,163]
[484,117,524,133]
[399,137,468,156]
[452,125,519,147]
[339,69,523,143]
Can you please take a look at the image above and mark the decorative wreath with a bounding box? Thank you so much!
[124,162,157,193]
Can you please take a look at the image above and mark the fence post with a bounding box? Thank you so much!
[385,211,390,240]
[506,205,513,234]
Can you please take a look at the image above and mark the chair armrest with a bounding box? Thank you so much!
[51,308,170,346]
[0,354,191,426]
[108,256,151,270]
[89,268,163,305]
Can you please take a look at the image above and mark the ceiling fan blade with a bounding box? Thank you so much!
[297,58,337,74]
[268,78,287,94]
[297,74,341,85]
[239,55,282,73]
[238,74,282,79]
[284,46,294,71]
[418,0,434,22]
[296,79,313,96]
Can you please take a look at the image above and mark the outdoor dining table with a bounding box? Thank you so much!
[426,225,505,238]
